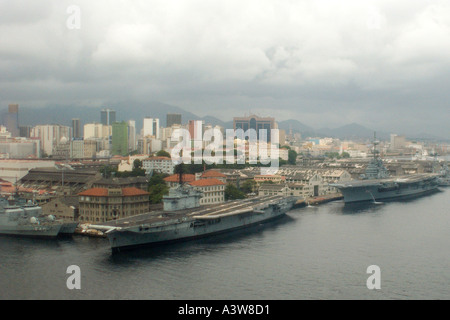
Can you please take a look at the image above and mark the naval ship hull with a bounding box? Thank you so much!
[102,196,297,253]
[0,224,63,238]
[332,174,439,203]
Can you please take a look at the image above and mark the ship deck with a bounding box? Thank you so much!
[99,195,286,228]
[332,173,439,188]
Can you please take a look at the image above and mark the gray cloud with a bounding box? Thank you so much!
[0,0,449,137]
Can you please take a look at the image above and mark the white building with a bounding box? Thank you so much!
[142,156,175,175]
[127,120,136,152]
[83,123,111,140]
[70,139,84,159]
[0,159,55,183]
[143,118,160,139]
[189,178,225,205]
[118,154,151,172]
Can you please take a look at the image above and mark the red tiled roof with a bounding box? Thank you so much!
[121,187,149,196]
[201,170,226,178]
[78,187,149,197]
[189,178,226,187]
[164,174,195,183]
[78,188,108,197]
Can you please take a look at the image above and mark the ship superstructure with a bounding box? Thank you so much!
[331,134,439,203]
[0,197,63,238]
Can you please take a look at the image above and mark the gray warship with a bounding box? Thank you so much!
[0,197,63,238]
[92,180,298,253]
[331,135,439,203]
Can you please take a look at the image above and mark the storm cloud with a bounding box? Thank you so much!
[0,0,449,137]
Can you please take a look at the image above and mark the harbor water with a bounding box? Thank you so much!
[0,188,449,300]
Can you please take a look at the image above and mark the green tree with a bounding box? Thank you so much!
[340,152,350,159]
[288,150,298,165]
[241,179,257,194]
[133,159,143,170]
[148,173,169,204]
[225,184,246,200]
[156,150,171,158]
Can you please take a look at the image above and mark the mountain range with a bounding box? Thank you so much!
[13,101,448,142]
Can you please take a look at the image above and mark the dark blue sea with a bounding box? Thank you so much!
[0,188,449,300]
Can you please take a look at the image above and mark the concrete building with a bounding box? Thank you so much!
[167,113,182,127]
[31,124,71,156]
[188,120,204,141]
[0,137,41,158]
[143,117,160,138]
[189,178,225,205]
[127,120,136,152]
[233,115,276,142]
[117,154,150,172]
[142,156,175,175]
[0,159,56,183]
[72,118,81,139]
[3,104,19,137]
[70,138,85,159]
[101,108,116,125]
[111,121,129,156]
[41,196,79,221]
[78,187,150,223]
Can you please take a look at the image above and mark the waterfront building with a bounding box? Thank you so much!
[78,187,150,223]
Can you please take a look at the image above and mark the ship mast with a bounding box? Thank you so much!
[372,132,379,160]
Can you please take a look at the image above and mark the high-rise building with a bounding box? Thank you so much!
[127,120,136,152]
[4,104,19,137]
[143,117,160,138]
[72,118,81,138]
[101,108,116,125]
[111,121,129,156]
[19,125,32,138]
[167,113,182,127]
[188,120,204,141]
[70,138,85,159]
[233,115,276,142]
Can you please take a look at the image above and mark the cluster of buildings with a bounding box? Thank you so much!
[1,104,448,228]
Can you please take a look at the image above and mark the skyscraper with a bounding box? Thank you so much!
[127,120,136,152]
[4,104,19,137]
[72,118,81,138]
[111,121,129,156]
[101,108,116,125]
[233,115,276,142]
[167,113,182,127]
[188,120,204,141]
[143,117,160,138]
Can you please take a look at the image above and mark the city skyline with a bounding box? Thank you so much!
[0,1,449,138]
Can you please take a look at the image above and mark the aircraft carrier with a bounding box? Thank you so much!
[93,185,298,253]
[331,135,440,203]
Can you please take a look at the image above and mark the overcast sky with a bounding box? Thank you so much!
[1,0,449,137]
